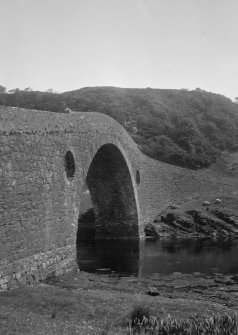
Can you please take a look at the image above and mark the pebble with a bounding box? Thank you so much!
[202,201,211,206]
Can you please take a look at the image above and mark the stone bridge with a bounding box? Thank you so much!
[0,106,235,290]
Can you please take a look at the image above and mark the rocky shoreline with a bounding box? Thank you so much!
[145,194,238,240]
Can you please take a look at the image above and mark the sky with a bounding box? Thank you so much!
[1,0,238,99]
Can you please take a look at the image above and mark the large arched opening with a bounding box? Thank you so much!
[77,143,139,241]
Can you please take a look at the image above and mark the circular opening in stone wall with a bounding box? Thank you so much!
[65,151,76,179]
[136,170,140,185]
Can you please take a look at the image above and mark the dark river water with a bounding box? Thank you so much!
[77,239,238,277]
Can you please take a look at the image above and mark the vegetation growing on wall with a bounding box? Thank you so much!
[1,86,238,169]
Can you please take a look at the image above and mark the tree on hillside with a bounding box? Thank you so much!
[0,85,6,93]
[8,88,20,93]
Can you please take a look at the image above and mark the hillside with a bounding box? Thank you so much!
[1,87,238,169]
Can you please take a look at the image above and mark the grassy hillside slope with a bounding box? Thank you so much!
[1,87,238,169]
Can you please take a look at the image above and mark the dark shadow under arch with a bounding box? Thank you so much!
[77,143,139,240]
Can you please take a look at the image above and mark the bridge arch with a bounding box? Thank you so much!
[78,143,140,239]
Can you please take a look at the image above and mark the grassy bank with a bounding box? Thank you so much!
[1,271,238,334]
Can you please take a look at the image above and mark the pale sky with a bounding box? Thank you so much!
[1,0,238,99]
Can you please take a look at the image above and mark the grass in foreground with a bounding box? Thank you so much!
[128,306,238,334]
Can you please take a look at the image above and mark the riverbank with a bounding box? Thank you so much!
[1,270,238,334]
[145,194,238,239]
[1,195,238,334]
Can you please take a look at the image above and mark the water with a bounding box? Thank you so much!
[77,239,238,277]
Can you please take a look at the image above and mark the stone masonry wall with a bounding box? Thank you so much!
[0,106,238,290]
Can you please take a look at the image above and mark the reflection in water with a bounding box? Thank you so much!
[141,239,237,276]
[77,239,238,276]
[77,240,144,275]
